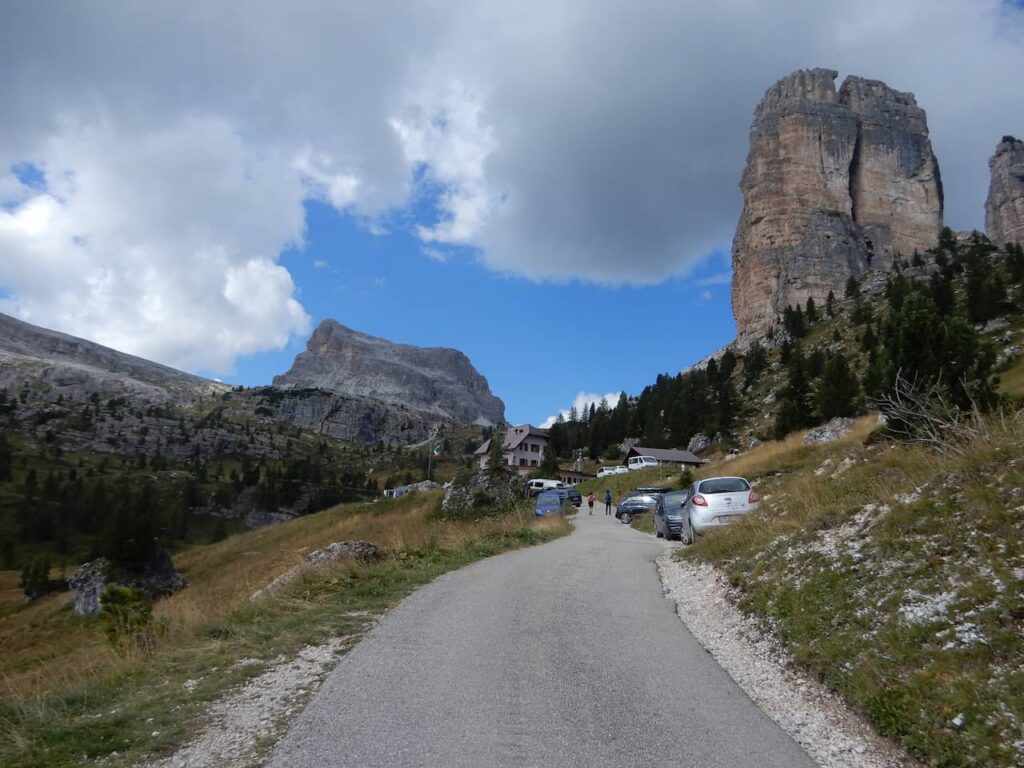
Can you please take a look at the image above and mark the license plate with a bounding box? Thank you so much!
[718,515,739,524]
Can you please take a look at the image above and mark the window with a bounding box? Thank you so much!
[531,443,540,452]
[520,458,527,467]
[530,459,538,466]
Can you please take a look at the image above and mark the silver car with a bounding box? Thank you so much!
[678,476,760,544]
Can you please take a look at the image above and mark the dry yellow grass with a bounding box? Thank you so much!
[0,490,561,697]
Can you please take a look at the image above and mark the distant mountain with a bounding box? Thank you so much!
[273,320,505,427]
[0,312,227,402]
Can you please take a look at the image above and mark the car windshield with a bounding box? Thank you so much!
[537,493,560,504]
[662,491,687,508]
[698,478,750,494]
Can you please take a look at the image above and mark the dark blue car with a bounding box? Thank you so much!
[534,491,563,517]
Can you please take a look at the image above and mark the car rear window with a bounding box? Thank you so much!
[662,491,687,507]
[698,478,750,494]
[537,493,560,503]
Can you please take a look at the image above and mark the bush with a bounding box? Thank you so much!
[98,584,154,653]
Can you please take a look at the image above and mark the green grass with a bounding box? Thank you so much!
[677,413,1024,767]
[0,493,571,767]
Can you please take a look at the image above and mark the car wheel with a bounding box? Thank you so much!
[620,511,633,524]
[680,517,694,545]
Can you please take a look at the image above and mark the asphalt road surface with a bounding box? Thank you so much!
[266,510,815,768]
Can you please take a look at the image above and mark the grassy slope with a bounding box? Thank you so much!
[0,491,570,768]
[675,414,1023,767]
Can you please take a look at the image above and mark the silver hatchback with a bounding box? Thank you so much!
[679,476,760,544]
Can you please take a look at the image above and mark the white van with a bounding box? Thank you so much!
[597,467,618,478]
[526,478,565,496]
[627,456,659,471]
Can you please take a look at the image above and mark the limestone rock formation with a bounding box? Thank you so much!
[986,136,1024,247]
[732,68,943,341]
[0,312,227,403]
[274,320,504,426]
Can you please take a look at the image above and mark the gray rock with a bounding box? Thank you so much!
[441,471,523,516]
[274,320,504,427]
[687,433,714,454]
[0,312,228,404]
[68,558,110,616]
[67,550,186,616]
[980,317,1010,335]
[803,417,855,445]
[251,540,379,600]
[986,136,1024,248]
[732,68,942,342]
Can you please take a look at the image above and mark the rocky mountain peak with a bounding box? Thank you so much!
[732,68,943,342]
[273,320,504,426]
[986,135,1024,248]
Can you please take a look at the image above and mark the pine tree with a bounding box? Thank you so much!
[826,290,836,318]
[816,351,859,420]
[845,276,860,299]
[487,423,508,476]
[805,297,818,323]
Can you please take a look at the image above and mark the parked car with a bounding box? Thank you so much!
[627,455,659,471]
[616,486,667,523]
[553,487,582,506]
[613,465,630,475]
[534,491,563,517]
[526,478,564,497]
[597,466,618,478]
[678,476,760,544]
[653,489,689,540]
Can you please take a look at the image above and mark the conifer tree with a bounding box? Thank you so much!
[816,351,859,420]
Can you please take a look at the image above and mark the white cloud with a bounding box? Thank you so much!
[540,391,622,429]
[700,289,714,302]
[422,248,448,263]
[696,272,732,287]
[0,0,1022,366]
[313,259,329,269]
[0,115,310,372]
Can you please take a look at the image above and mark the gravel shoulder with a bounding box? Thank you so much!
[657,552,922,768]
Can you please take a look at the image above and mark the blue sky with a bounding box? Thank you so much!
[225,200,737,425]
[1,1,1021,429]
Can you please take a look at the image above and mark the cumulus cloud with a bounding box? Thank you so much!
[0,0,1022,369]
[540,391,622,429]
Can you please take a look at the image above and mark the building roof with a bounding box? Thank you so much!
[474,424,549,455]
[625,446,706,465]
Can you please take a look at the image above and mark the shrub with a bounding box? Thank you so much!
[98,584,153,653]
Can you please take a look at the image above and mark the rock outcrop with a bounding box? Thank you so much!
[732,68,943,341]
[0,312,227,403]
[274,320,504,426]
[986,136,1024,247]
[67,550,187,616]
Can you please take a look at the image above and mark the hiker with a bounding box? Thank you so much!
[604,489,612,515]
[587,492,595,515]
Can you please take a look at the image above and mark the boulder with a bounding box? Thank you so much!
[67,549,187,616]
[686,433,714,454]
[251,539,379,600]
[803,417,855,445]
[441,471,523,517]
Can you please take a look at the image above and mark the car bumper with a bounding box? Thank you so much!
[691,510,752,534]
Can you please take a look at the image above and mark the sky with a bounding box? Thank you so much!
[1,1,1022,426]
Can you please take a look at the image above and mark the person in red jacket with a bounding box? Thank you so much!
[587,492,595,515]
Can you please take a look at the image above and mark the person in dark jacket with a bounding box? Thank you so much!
[604,489,612,515]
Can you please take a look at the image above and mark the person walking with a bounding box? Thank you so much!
[604,489,612,515]
[587,492,595,515]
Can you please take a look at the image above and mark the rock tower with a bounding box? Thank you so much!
[986,136,1024,248]
[732,68,943,341]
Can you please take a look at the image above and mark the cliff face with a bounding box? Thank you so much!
[732,68,943,341]
[273,320,505,426]
[0,312,227,402]
[986,136,1024,248]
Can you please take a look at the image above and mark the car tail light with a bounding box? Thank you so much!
[691,494,707,507]
[748,491,761,503]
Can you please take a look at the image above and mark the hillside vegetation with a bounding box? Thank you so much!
[675,411,1023,767]
[0,491,569,768]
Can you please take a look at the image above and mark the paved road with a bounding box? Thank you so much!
[267,511,814,768]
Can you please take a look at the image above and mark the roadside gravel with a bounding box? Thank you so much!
[658,553,922,768]
[146,626,367,768]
